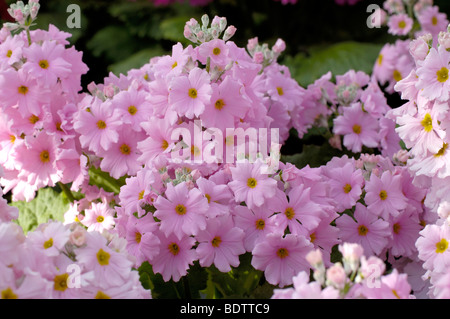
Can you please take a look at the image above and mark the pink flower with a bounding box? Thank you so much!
[196,177,233,218]
[154,181,209,239]
[22,41,72,87]
[81,201,116,233]
[151,231,197,282]
[15,131,61,190]
[416,46,450,102]
[73,97,122,153]
[232,205,283,252]
[416,223,450,272]
[200,75,250,131]
[271,185,325,235]
[251,233,312,287]
[417,6,448,38]
[335,203,391,256]
[0,68,49,116]
[97,127,145,179]
[197,38,230,67]
[325,161,364,212]
[26,221,70,257]
[124,213,160,266]
[387,209,422,258]
[387,13,413,36]
[333,102,379,153]
[111,88,152,131]
[364,170,408,220]
[75,231,134,287]
[168,67,212,119]
[362,269,413,299]
[196,215,245,272]
[228,160,278,209]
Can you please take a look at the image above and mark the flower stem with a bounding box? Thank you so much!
[58,182,76,203]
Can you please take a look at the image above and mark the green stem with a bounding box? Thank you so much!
[206,56,211,73]
[26,28,31,46]
[58,182,76,203]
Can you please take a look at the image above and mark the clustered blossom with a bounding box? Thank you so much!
[1,0,448,300]
[0,220,150,299]
[272,243,415,299]
[372,0,448,94]
[391,21,450,298]
[0,1,89,202]
[293,69,401,159]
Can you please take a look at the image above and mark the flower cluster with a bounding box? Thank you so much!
[372,0,448,94]
[390,21,450,298]
[292,69,401,158]
[0,1,89,202]
[272,243,415,299]
[0,219,150,299]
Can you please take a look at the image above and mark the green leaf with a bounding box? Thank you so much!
[284,41,384,87]
[88,166,127,195]
[281,143,346,169]
[11,187,70,234]
[108,47,167,76]
[86,26,140,63]
[159,15,193,44]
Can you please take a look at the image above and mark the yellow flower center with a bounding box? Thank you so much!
[432,16,438,26]
[211,236,222,248]
[436,238,449,253]
[191,145,201,157]
[43,237,53,249]
[96,216,104,223]
[10,135,16,143]
[213,47,221,55]
[310,232,316,243]
[435,143,449,157]
[40,150,50,163]
[161,139,169,150]
[379,190,388,201]
[393,69,402,82]
[352,124,361,134]
[358,225,369,236]
[96,248,110,266]
[247,178,257,188]
[1,287,17,299]
[205,194,211,203]
[18,85,28,95]
[53,273,69,292]
[6,50,12,58]
[255,219,265,230]
[377,54,383,66]
[343,184,352,194]
[172,61,178,69]
[135,232,142,244]
[392,289,401,299]
[95,291,111,299]
[276,248,289,259]
[398,20,406,29]
[138,190,145,200]
[120,143,131,155]
[421,113,433,132]
[277,87,284,96]
[437,67,449,83]
[96,120,107,130]
[128,105,137,115]
[29,114,39,124]
[393,223,401,234]
[284,207,295,220]
[168,242,180,256]
[39,59,49,69]
[188,88,198,99]
[214,99,225,110]
[175,204,187,215]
